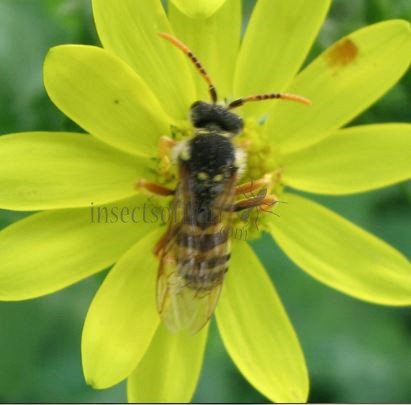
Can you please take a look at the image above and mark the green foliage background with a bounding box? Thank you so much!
[0,0,410,402]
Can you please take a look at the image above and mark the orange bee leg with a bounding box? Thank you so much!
[231,194,279,212]
[137,137,178,196]
[235,176,270,196]
[136,179,175,196]
[258,196,279,212]
[235,172,282,197]
[158,135,177,176]
[159,135,177,159]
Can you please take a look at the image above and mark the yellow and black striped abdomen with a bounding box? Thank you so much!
[175,224,231,291]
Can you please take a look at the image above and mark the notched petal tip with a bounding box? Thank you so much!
[84,377,98,390]
[170,0,226,19]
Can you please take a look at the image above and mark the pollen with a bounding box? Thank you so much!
[240,121,280,182]
[230,121,285,239]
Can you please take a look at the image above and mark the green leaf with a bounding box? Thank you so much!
[127,325,208,402]
[233,0,331,118]
[0,196,154,300]
[92,0,196,120]
[82,230,162,389]
[43,45,173,157]
[0,132,147,210]
[265,20,411,153]
[169,0,241,100]
[269,193,411,305]
[216,242,309,402]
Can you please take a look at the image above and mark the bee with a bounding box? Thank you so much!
[139,33,310,334]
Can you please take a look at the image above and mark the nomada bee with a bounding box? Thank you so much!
[139,33,310,334]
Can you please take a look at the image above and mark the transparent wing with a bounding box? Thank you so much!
[157,255,224,334]
[155,168,236,334]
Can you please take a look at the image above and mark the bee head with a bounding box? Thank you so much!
[190,101,243,136]
[176,132,240,201]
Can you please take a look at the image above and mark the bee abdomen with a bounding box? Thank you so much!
[176,228,228,251]
[180,253,231,271]
[176,223,231,290]
[180,254,230,291]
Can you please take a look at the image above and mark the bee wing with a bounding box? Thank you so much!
[157,254,223,334]
[156,167,236,334]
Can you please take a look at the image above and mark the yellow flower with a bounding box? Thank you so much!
[0,0,410,402]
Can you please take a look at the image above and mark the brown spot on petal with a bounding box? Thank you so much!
[326,38,359,68]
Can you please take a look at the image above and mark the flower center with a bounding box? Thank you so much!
[239,119,282,183]
[232,118,285,239]
[150,117,285,240]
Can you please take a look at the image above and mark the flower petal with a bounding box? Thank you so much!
[82,229,162,389]
[92,0,195,120]
[233,0,331,118]
[127,324,208,402]
[269,193,411,305]
[169,0,241,100]
[0,196,153,300]
[216,242,308,403]
[265,20,411,154]
[283,124,411,195]
[170,0,226,19]
[43,45,173,157]
[0,132,148,210]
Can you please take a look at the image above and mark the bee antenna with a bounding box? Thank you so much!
[158,32,218,104]
[228,93,312,109]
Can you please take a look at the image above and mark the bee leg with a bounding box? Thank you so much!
[158,136,177,176]
[159,136,177,158]
[235,174,272,196]
[230,194,278,212]
[136,179,175,196]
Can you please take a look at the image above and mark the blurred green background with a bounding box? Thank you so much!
[0,0,410,402]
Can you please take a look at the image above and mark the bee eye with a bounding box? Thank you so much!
[197,172,209,181]
[213,174,224,182]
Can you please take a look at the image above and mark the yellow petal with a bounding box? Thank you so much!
[44,45,173,157]
[283,124,411,194]
[216,242,308,403]
[82,230,162,389]
[127,325,208,402]
[170,0,227,19]
[92,0,195,120]
[233,0,331,118]
[0,132,147,210]
[169,0,241,100]
[0,196,153,300]
[269,193,411,305]
[265,20,411,154]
